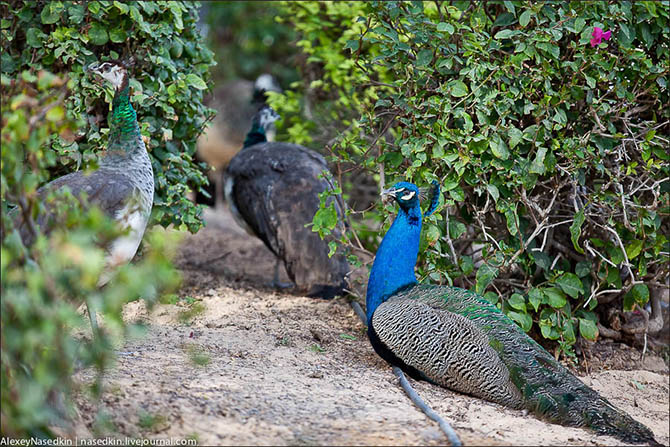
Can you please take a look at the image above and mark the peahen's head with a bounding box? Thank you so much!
[253,105,280,133]
[382,182,421,210]
[87,59,132,90]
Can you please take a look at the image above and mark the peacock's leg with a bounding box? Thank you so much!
[272,257,293,290]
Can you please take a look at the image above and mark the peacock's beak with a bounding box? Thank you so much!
[381,187,398,198]
[381,187,399,205]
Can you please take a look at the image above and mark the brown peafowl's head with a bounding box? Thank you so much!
[87,58,134,90]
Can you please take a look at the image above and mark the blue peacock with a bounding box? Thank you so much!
[366,180,659,445]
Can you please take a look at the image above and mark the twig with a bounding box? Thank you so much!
[444,206,458,264]
[349,301,462,446]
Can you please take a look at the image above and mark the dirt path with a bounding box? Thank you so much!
[74,207,670,446]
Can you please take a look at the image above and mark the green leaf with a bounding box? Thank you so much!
[529,146,547,174]
[449,187,465,202]
[585,75,596,89]
[556,273,584,298]
[88,1,101,14]
[579,318,598,340]
[448,80,468,98]
[494,29,518,39]
[519,10,531,27]
[312,203,337,233]
[575,261,591,278]
[483,291,499,305]
[528,288,542,312]
[448,220,466,239]
[508,293,526,311]
[508,311,532,332]
[88,22,109,46]
[625,240,644,260]
[493,12,516,27]
[45,106,65,122]
[425,224,440,243]
[416,49,433,66]
[544,287,567,309]
[489,136,509,160]
[40,4,60,24]
[486,184,499,202]
[562,319,576,344]
[508,127,523,149]
[67,4,85,23]
[114,1,129,14]
[504,205,519,236]
[109,29,127,43]
[459,256,474,275]
[531,250,551,271]
[569,209,585,254]
[631,284,650,305]
[436,22,454,35]
[475,264,499,294]
[185,74,207,90]
[344,39,359,52]
[26,28,47,49]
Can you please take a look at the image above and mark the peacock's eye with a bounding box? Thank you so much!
[400,190,415,201]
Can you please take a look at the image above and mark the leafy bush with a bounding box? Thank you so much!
[201,1,299,88]
[1,0,211,435]
[273,1,669,358]
[1,0,215,233]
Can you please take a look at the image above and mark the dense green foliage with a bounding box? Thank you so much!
[1,69,181,436]
[1,0,215,232]
[201,1,299,88]
[273,1,669,358]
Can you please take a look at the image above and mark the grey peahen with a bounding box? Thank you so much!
[196,74,281,207]
[12,59,154,327]
[224,105,350,299]
[366,181,659,445]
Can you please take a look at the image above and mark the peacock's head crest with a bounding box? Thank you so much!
[87,58,133,90]
[253,105,280,132]
[382,182,421,210]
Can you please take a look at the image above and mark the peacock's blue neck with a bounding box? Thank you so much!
[366,202,422,323]
[243,123,267,148]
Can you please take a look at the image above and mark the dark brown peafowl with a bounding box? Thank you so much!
[225,106,350,299]
[196,74,281,207]
[366,181,660,445]
[12,59,154,329]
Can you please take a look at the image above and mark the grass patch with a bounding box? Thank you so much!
[309,343,326,353]
[178,301,205,324]
[137,409,167,432]
[183,343,211,367]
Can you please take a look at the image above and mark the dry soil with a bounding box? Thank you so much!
[72,206,670,446]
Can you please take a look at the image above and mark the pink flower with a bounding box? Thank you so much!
[590,26,612,48]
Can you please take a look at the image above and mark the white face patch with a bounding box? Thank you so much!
[259,108,280,130]
[93,62,126,89]
[400,190,416,201]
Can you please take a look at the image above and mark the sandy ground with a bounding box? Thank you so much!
[73,206,670,446]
